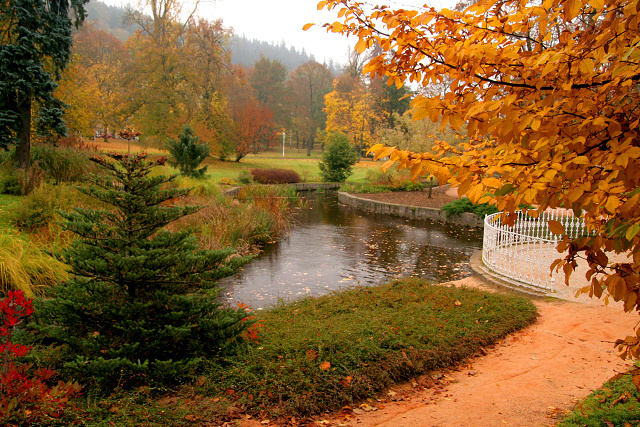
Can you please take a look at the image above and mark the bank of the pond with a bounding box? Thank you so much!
[338,190,483,228]
[223,182,342,197]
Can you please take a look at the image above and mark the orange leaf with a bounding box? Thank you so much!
[548,220,565,235]
[320,361,331,370]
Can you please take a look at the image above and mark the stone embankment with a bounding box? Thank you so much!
[338,191,483,228]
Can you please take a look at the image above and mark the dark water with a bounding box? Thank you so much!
[218,192,482,309]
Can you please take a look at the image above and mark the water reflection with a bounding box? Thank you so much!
[217,192,482,309]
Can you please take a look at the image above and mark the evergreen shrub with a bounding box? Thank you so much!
[36,153,254,389]
[319,132,359,182]
[165,125,210,178]
[441,198,499,218]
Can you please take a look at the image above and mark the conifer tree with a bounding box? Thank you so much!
[319,132,359,182]
[37,153,252,388]
[165,125,210,178]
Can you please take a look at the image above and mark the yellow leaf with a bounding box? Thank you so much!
[548,220,565,235]
[573,156,590,165]
[302,23,315,31]
[317,0,328,10]
[578,58,595,74]
[467,184,484,204]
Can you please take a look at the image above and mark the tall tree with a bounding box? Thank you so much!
[0,0,89,169]
[123,0,197,143]
[286,60,332,154]
[318,0,640,356]
[59,23,128,140]
[249,56,288,128]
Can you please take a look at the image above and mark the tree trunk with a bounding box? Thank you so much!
[16,93,32,171]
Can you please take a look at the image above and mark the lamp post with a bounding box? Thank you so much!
[282,131,286,158]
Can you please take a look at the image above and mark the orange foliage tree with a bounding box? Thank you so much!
[313,0,640,357]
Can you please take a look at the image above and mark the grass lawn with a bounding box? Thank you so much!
[61,278,537,426]
[557,365,640,426]
[89,139,380,184]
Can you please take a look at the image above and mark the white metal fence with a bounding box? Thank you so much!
[482,210,587,291]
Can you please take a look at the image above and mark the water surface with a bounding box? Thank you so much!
[218,192,482,309]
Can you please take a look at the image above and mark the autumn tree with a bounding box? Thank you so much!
[286,60,333,155]
[57,23,128,140]
[316,0,640,356]
[0,0,88,170]
[123,0,199,143]
[249,57,288,127]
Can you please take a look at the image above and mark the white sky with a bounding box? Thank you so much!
[101,0,453,66]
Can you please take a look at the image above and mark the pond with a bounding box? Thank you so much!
[217,192,483,309]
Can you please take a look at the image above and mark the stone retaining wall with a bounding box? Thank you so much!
[337,192,483,228]
[223,182,342,197]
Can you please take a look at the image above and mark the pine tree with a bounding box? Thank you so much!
[165,125,210,178]
[36,153,252,388]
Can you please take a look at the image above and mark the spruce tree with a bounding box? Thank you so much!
[0,0,88,170]
[165,125,210,178]
[319,132,359,182]
[37,153,252,388]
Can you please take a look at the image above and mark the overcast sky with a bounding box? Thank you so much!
[102,0,452,66]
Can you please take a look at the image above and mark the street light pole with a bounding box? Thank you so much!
[282,131,286,158]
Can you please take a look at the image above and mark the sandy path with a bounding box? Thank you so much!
[240,277,638,427]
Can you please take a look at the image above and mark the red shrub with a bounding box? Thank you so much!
[0,291,82,424]
[250,168,301,184]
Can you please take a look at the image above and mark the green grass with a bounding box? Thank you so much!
[32,277,536,426]
[557,365,640,426]
[202,278,536,418]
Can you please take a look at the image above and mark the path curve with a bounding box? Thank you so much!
[241,277,637,427]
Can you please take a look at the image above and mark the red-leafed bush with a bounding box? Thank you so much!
[250,168,301,184]
[0,291,82,424]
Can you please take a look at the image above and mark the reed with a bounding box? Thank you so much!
[0,234,69,298]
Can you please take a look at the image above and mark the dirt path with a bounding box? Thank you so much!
[241,277,637,427]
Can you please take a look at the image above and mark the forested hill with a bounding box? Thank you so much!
[84,1,340,72]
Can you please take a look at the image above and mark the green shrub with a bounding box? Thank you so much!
[165,125,210,178]
[30,144,99,184]
[319,132,359,182]
[237,170,253,185]
[36,153,253,390]
[250,168,301,184]
[394,180,425,192]
[0,167,44,195]
[441,198,498,218]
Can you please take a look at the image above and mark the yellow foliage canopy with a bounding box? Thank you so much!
[317,0,640,357]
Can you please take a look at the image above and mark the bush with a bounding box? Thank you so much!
[36,153,254,390]
[441,198,499,218]
[319,132,359,182]
[237,170,253,185]
[0,166,44,195]
[30,145,99,184]
[0,291,82,425]
[394,180,425,192]
[250,168,301,184]
[165,125,210,178]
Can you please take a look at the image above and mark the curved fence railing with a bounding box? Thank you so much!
[482,210,587,291]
